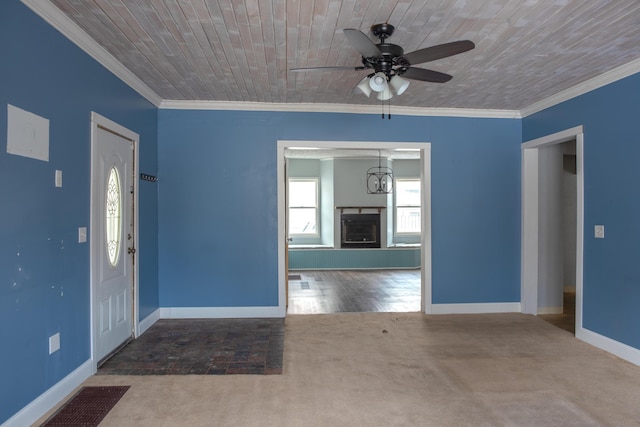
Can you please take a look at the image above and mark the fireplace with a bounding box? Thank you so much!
[341,213,381,248]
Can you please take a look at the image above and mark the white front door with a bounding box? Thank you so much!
[91,115,136,362]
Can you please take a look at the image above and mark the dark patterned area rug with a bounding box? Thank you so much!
[98,318,284,375]
[41,386,129,426]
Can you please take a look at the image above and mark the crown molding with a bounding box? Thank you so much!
[21,0,163,107]
[159,100,522,119]
[521,58,640,117]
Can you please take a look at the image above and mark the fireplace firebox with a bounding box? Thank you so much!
[341,213,381,248]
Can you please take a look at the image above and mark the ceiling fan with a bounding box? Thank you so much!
[291,23,475,101]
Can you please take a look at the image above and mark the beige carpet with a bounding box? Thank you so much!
[37,313,640,426]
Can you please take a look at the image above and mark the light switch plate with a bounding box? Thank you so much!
[594,225,605,238]
[55,170,62,187]
[78,227,87,243]
[49,333,60,354]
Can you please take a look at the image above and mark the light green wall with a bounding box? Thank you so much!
[289,248,420,269]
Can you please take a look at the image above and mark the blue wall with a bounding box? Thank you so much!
[0,1,159,423]
[158,110,522,307]
[523,72,640,350]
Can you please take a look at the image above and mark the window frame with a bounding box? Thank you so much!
[288,177,320,237]
[394,178,421,235]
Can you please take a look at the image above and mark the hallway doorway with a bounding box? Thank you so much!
[521,126,584,336]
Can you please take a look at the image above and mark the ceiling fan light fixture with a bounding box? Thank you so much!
[377,86,393,101]
[369,72,388,92]
[390,75,410,95]
[354,77,372,97]
[291,24,475,115]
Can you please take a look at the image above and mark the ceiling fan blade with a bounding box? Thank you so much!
[290,66,364,72]
[343,29,382,58]
[403,40,475,65]
[402,67,453,83]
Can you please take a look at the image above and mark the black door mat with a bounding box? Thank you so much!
[41,385,130,426]
[288,274,302,281]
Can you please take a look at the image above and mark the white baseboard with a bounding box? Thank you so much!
[430,302,522,314]
[138,308,160,336]
[577,326,640,367]
[537,306,563,315]
[160,306,283,319]
[3,359,93,427]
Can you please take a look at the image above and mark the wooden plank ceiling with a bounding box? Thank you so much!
[51,0,640,110]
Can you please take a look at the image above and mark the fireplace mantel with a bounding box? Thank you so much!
[336,206,386,214]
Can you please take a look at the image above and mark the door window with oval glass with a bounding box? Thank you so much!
[105,166,122,267]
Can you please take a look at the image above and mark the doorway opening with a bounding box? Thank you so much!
[521,126,584,335]
[277,140,432,317]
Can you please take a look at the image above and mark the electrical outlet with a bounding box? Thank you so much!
[55,170,62,188]
[49,333,60,354]
[594,225,605,239]
[78,227,87,243]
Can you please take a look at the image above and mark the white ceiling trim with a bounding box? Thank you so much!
[159,100,521,119]
[21,0,163,107]
[520,58,640,117]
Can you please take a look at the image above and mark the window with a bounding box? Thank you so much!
[288,179,318,235]
[395,179,421,234]
[106,166,122,266]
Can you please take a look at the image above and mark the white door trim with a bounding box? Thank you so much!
[276,140,432,316]
[90,112,140,371]
[521,126,584,334]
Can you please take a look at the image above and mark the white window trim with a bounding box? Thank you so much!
[394,178,421,236]
[288,177,320,237]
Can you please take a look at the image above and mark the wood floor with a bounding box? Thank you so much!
[538,291,576,334]
[287,269,421,314]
